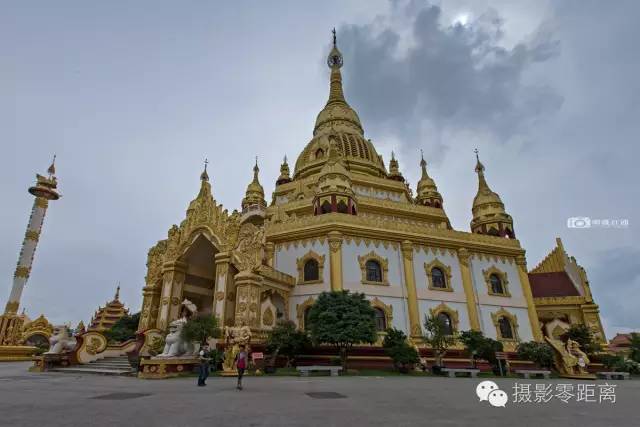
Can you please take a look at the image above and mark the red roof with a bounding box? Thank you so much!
[528,271,580,297]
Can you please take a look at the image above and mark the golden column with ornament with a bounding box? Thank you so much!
[157,261,187,330]
[457,248,481,331]
[400,241,421,337]
[327,231,343,291]
[1,158,59,360]
[515,254,543,341]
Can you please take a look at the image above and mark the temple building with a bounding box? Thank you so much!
[88,286,128,332]
[529,238,606,344]
[136,33,605,351]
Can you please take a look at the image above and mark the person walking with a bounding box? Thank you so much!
[234,344,248,390]
[197,343,211,387]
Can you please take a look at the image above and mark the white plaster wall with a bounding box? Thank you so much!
[412,247,467,302]
[417,299,471,332]
[342,240,404,297]
[478,305,533,342]
[274,240,331,296]
[470,256,527,307]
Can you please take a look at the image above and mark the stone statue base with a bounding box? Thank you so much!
[138,357,199,379]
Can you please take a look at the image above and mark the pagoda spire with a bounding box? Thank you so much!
[416,150,444,209]
[114,283,120,301]
[388,151,404,182]
[200,158,209,182]
[276,155,292,186]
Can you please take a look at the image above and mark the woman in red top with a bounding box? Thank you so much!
[234,344,248,390]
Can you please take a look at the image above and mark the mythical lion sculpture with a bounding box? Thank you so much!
[545,336,591,377]
[156,299,199,358]
[44,326,77,355]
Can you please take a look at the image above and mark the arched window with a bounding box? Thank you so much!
[303,307,313,331]
[321,200,332,214]
[431,267,446,289]
[434,201,441,208]
[365,260,383,283]
[336,200,348,214]
[498,317,514,339]
[437,312,454,335]
[315,148,324,158]
[374,308,387,332]
[303,259,319,282]
[490,274,504,295]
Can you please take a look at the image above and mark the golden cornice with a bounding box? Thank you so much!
[533,296,587,306]
[265,213,523,256]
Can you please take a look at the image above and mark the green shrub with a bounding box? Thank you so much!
[516,341,554,368]
[180,314,220,345]
[103,312,140,343]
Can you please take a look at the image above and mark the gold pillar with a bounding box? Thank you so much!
[157,260,186,330]
[265,242,275,268]
[327,231,343,291]
[400,241,421,337]
[516,255,543,341]
[234,272,262,328]
[457,248,481,331]
[138,284,161,331]
[213,252,232,327]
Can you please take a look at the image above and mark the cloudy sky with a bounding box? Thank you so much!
[2,0,638,337]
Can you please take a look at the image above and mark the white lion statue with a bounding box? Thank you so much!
[45,325,76,355]
[156,299,200,358]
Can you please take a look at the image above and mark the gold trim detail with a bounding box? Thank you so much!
[483,266,511,297]
[295,296,315,330]
[25,230,40,242]
[14,266,30,278]
[424,258,453,292]
[429,302,459,334]
[296,250,326,285]
[357,251,390,286]
[491,308,520,343]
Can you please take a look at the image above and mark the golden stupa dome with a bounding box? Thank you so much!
[294,31,386,180]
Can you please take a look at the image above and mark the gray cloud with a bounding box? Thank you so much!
[338,1,563,158]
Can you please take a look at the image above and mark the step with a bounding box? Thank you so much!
[50,367,134,376]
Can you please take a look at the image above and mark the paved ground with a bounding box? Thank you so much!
[1,362,639,427]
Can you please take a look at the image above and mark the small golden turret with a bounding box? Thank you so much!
[388,152,405,182]
[276,155,292,186]
[415,150,444,208]
[313,138,357,215]
[242,158,267,212]
[470,149,515,238]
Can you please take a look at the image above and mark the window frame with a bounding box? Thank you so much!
[424,259,453,292]
[296,251,326,285]
[482,266,511,297]
[357,251,390,286]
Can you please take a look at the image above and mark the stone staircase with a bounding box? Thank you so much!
[50,356,135,376]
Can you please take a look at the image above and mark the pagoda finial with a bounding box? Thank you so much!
[47,154,56,177]
[420,150,428,178]
[332,27,337,47]
[474,148,485,174]
[114,283,120,301]
[200,158,209,182]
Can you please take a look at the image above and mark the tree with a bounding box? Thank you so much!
[104,312,141,343]
[265,320,310,367]
[564,324,600,355]
[382,328,419,372]
[629,332,640,363]
[423,314,455,367]
[459,330,504,369]
[180,314,220,345]
[306,291,377,371]
[516,341,554,368]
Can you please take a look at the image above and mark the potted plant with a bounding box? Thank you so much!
[423,314,455,375]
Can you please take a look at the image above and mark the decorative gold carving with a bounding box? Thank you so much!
[296,250,326,284]
[4,301,19,314]
[25,230,40,242]
[429,302,459,333]
[296,296,315,330]
[357,251,390,285]
[14,266,30,278]
[482,266,511,297]
[327,231,343,253]
[491,308,520,342]
[424,259,453,291]
[35,197,48,208]
[370,297,393,325]
[263,306,274,327]
[216,291,225,301]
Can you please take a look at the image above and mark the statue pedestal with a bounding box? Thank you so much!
[219,368,239,377]
[138,357,199,379]
[29,353,71,372]
[0,345,37,361]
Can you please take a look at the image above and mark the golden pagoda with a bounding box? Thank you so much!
[135,30,605,356]
[88,286,128,332]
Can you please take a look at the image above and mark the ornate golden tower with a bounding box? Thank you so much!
[1,158,59,358]
[88,285,129,332]
[470,149,515,238]
[415,151,444,209]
